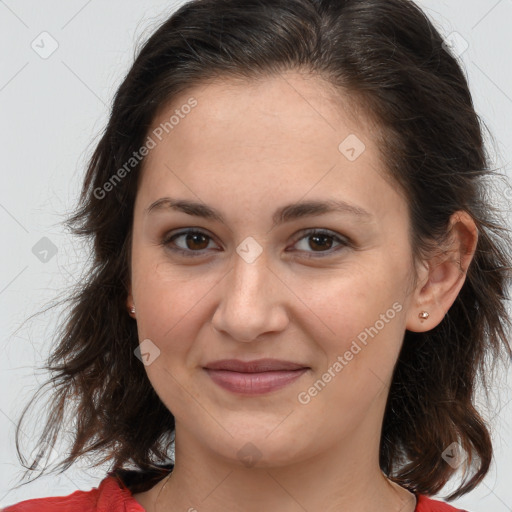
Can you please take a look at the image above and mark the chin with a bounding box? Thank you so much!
[208,432,309,469]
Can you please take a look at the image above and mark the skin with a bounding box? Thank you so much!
[126,70,478,512]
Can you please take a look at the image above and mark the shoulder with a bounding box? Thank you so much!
[1,475,145,512]
[416,494,469,512]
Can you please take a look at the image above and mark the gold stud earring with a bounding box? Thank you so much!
[418,311,429,320]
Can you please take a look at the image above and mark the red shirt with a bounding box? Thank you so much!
[2,475,468,511]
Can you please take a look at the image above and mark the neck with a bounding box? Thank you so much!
[139,423,416,512]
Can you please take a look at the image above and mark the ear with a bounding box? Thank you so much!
[405,210,478,333]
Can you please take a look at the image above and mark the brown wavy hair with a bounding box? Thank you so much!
[11,0,512,501]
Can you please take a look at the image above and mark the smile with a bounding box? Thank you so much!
[203,368,309,395]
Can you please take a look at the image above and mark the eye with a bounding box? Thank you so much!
[288,229,350,258]
[161,229,219,257]
[161,228,350,258]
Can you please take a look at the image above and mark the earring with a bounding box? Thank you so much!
[130,305,136,315]
[418,311,429,320]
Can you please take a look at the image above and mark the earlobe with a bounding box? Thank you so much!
[405,210,478,333]
[126,289,136,318]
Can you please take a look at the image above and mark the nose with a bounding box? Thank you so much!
[211,244,289,342]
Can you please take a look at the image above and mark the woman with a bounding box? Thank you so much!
[3,0,511,511]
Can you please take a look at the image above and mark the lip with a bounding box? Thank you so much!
[203,358,308,372]
[203,359,309,395]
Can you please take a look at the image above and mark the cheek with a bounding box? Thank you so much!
[297,273,406,421]
[294,262,404,349]
[293,264,408,413]
[131,247,214,335]
[131,265,212,415]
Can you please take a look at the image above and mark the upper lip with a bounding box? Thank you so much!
[203,358,309,373]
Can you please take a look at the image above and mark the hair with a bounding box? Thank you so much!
[11,0,512,501]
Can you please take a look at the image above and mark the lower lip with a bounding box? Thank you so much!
[203,368,309,395]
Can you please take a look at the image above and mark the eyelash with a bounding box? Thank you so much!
[161,228,351,259]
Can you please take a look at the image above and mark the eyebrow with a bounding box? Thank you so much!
[145,197,374,225]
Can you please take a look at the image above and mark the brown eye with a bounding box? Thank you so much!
[290,229,350,258]
[162,229,218,257]
[182,232,210,250]
[308,233,334,251]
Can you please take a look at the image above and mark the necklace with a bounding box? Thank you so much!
[154,471,173,512]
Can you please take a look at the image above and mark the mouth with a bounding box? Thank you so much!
[203,358,310,395]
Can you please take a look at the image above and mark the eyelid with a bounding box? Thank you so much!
[161,228,221,256]
[287,228,350,257]
[161,227,351,258]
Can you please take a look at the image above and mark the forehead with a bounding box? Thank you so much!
[150,71,363,148]
[137,71,406,226]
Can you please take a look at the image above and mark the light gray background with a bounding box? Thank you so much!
[1,0,511,510]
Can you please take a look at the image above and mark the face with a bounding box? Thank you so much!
[128,71,418,468]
